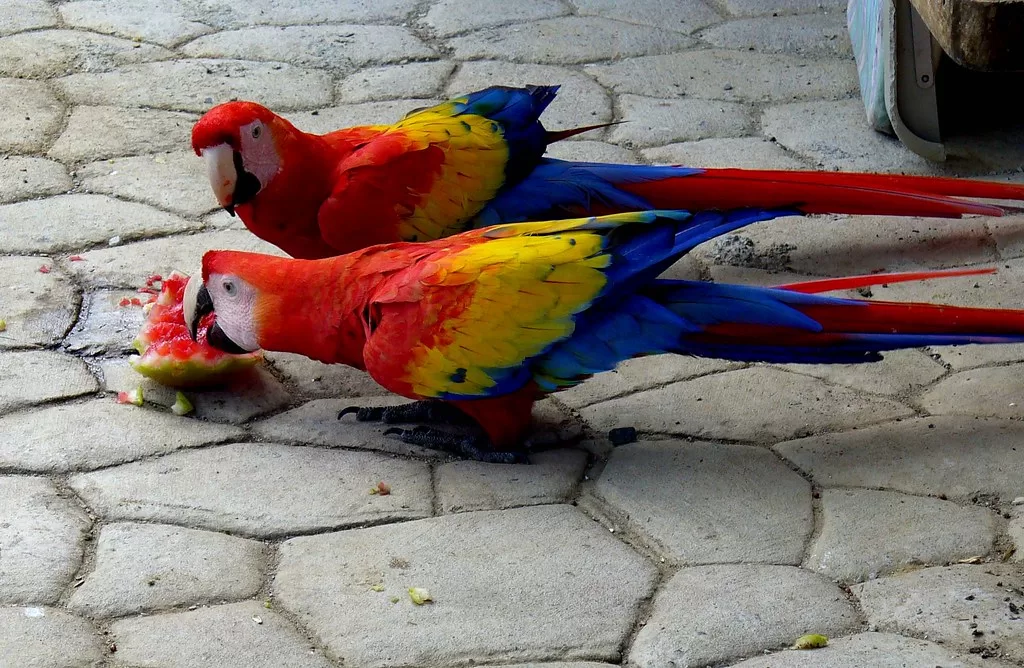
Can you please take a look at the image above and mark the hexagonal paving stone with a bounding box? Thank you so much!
[0,157,71,204]
[181,25,434,71]
[775,416,1024,501]
[63,289,146,355]
[436,449,588,513]
[932,342,1024,372]
[0,399,243,471]
[559,357,741,409]
[337,61,455,103]
[265,352,388,399]
[545,141,637,163]
[777,350,946,397]
[447,61,612,129]
[69,443,432,537]
[629,565,859,667]
[0,0,57,36]
[728,214,997,275]
[0,607,103,667]
[0,194,198,255]
[0,29,172,78]
[0,256,78,350]
[215,0,422,26]
[806,489,998,582]
[78,151,215,217]
[725,632,1011,667]
[642,138,808,169]
[591,441,811,564]
[587,49,856,102]
[284,99,442,135]
[0,477,91,604]
[852,565,1024,662]
[700,13,852,57]
[58,0,214,46]
[110,601,334,668]
[56,59,332,112]
[101,359,291,424]
[275,505,658,667]
[424,0,568,37]
[448,16,694,64]
[761,99,943,173]
[576,0,721,32]
[68,523,264,618]
[609,95,752,148]
[66,229,285,288]
[725,0,846,16]
[0,78,64,154]
[579,367,912,443]
[49,105,198,162]
[921,364,1024,420]
[0,350,97,415]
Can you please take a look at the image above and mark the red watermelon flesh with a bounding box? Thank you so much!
[130,271,261,388]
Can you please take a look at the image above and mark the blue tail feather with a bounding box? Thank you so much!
[475,159,702,226]
[532,277,1024,390]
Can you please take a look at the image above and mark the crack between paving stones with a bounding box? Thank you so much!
[564,362,753,409]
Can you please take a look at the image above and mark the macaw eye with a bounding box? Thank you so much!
[223,280,237,296]
[251,125,262,139]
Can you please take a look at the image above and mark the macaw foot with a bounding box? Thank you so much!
[383,425,528,464]
[337,400,474,426]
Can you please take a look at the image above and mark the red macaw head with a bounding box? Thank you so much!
[191,101,294,217]
[182,250,284,354]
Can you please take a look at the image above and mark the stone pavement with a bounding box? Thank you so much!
[2,0,1024,666]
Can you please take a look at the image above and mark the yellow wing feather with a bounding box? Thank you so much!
[398,233,611,397]
[388,104,510,242]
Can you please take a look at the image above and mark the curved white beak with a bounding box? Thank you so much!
[201,144,237,214]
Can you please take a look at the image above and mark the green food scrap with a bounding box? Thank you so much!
[171,391,194,416]
[792,634,829,650]
[0,319,7,332]
[370,583,385,592]
[117,386,144,406]
[408,587,432,605]
[390,596,400,604]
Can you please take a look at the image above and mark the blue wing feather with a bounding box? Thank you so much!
[475,159,704,226]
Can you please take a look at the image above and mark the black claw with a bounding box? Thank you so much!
[338,405,386,422]
[383,427,403,437]
[337,400,472,426]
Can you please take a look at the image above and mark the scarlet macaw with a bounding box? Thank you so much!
[191,85,1024,260]
[184,209,1024,462]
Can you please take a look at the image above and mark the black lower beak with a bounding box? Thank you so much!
[230,150,261,211]
[189,284,215,341]
[206,321,249,355]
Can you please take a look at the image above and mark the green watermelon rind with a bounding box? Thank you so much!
[128,349,262,388]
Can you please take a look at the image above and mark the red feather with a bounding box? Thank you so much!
[621,168,1024,218]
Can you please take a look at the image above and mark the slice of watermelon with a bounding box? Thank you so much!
[129,271,262,388]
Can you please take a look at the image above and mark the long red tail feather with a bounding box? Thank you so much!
[777,268,997,294]
[621,168,1024,219]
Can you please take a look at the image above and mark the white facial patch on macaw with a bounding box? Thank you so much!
[207,273,261,352]
[238,119,281,189]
